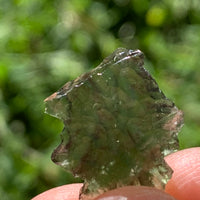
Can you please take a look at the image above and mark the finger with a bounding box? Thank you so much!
[95,186,176,200]
[31,183,83,200]
[165,147,200,200]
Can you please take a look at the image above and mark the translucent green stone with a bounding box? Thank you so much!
[44,48,183,200]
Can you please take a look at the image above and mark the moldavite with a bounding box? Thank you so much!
[44,48,183,200]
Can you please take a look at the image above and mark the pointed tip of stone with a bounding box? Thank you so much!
[44,92,57,102]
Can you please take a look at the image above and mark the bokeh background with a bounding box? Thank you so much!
[0,0,200,199]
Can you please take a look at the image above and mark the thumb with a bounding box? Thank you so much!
[31,183,83,200]
[95,186,176,200]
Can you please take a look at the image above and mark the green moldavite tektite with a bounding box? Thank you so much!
[44,48,183,200]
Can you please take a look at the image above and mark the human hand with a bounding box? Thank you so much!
[32,147,200,200]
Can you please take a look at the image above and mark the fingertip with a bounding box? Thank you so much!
[165,147,200,200]
[32,183,83,200]
[95,186,176,200]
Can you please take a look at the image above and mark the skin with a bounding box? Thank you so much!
[32,147,200,200]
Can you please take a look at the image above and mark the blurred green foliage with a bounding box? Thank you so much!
[0,0,200,199]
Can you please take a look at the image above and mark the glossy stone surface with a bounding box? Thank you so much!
[44,48,183,200]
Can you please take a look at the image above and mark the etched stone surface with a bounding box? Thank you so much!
[44,48,184,200]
